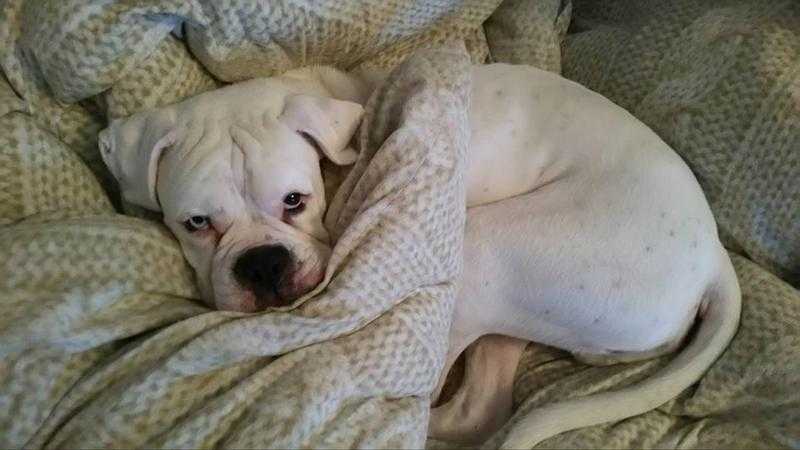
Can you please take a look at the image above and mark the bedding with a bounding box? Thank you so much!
[1,0,799,448]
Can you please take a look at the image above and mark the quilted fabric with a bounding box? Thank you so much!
[484,0,572,73]
[15,0,495,103]
[183,0,498,80]
[1,0,799,448]
[1,1,108,185]
[102,35,220,120]
[0,110,112,225]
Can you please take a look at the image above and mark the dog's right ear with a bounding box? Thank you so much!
[98,110,177,211]
[279,94,364,166]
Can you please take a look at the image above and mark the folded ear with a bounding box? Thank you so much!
[98,109,177,211]
[279,94,364,165]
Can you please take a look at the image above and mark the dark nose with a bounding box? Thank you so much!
[233,245,292,295]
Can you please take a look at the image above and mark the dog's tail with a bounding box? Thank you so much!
[500,247,741,449]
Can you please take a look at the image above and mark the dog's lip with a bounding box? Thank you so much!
[273,265,325,303]
[254,291,292,309]
[220,265,325,312]
[297,264,325,289]
[215,290,261,313]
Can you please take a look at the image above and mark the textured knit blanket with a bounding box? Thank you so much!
[1,0,799,449]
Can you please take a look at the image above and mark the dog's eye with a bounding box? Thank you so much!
[183,215,211,232]
[283,192,306,215]
[284,192,303,207]
[283,192,302,207]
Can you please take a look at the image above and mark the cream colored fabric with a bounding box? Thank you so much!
[484,0,572,73]
[1,0,799,449]
[183,0,498,80]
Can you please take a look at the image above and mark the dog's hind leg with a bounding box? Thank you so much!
[428,334,528,444]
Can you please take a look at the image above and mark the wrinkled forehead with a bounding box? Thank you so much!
[155,108,319,218]
[180,78,293,122]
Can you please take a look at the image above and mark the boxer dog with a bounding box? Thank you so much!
[98,63,740,447]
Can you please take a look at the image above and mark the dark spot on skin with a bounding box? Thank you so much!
[593,317,601,324]
[691,264,697,272]
[669,230,676,237]
[510,129,518,137]
[483,187,489,193]
[691,240,698,248]
[612,277,623,289]
[544,309,550,315]
[578,284,585,291]
[523,140,531,148]
[645,246,653,253]
[495,89,503,96]
[660,212,667,218]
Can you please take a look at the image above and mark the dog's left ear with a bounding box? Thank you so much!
[279,94,364,165]
[98,109,178,211]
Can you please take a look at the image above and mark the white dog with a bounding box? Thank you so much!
[99,63,740,447]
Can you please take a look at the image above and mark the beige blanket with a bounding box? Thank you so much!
[1,0,799,448]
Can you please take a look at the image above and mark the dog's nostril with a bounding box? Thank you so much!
[248,268,263,282]
[233,245,292,293]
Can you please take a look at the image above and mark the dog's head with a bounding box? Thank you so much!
[99,78,363,312]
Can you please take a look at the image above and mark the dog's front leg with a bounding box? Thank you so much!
[429,334,528,444]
